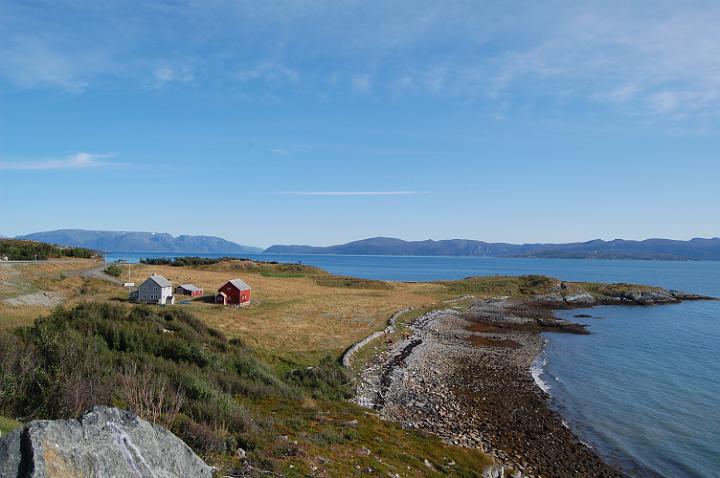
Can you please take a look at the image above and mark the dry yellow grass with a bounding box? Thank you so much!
[0,259,561,359]
[0,259,123,330]
[0,259,449,355]
[124,262,444,356]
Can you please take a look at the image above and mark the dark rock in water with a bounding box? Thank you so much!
[0,406,212,478]
[573,314,593,318]
[536,318,590,335]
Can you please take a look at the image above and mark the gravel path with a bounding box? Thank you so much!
[2,291,64,307]
[78,263,125,285]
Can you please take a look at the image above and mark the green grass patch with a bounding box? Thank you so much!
[259,271,306,278]
[314,276,392,290]
[437,274,558,297]
[0,415,21,435]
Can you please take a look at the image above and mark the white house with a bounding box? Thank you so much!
[130,273,175,305]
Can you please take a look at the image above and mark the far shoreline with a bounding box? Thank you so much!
[103,250,717,263]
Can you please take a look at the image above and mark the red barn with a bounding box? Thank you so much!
[216,279,251,306]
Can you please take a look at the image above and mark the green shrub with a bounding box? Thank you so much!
[0,303,295,455]
[140,256,246,267]
[286,356,353,401]
[104,264,123,278]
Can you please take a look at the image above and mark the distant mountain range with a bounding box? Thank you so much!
[265,237,720,261]
[16,231,720,260]
[18,230,262,254]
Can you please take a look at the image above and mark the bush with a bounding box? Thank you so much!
[104,264,123,278]
[140,256,247,267]
[286,356,353,401]
[0,303,292,455]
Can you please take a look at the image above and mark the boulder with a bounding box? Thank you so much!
[0,406,213,477]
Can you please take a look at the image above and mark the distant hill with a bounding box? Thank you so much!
[18,229,262,254]
[265,236,720,261]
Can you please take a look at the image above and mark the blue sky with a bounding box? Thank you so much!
[1,1,719,247]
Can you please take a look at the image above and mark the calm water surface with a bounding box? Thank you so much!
[106,252,720,478]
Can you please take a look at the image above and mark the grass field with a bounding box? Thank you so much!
[0,258,666,475]
[117,262,442,361]
[0,259,657,355]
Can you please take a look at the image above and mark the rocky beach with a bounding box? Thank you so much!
[352,283,715,477]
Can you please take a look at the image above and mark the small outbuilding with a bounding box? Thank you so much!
[175,284,204,297]
[216,279,251,306]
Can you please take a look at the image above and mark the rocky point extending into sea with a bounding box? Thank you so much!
[351,282,713,478]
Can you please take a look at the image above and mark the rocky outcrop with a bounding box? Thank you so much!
[0,406,213,478]
[534,281,715,307]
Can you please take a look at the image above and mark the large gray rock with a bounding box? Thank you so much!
[0,406,213,477]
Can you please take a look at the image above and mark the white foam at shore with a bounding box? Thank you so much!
[531,354,551,393]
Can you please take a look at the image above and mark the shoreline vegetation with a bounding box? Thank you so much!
[0,238,95,261]
[0,248,715,476]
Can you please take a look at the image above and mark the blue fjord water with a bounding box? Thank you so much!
[106,253,720,478]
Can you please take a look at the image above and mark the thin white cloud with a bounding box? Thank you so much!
[275,191,427,196]
[351,74,372,93]
[269,148,289,155]
[0,152,116,171]
[153,66,194,87]
[235,62,299,83]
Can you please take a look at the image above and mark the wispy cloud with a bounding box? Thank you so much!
[3,2,720,122]
[269,148,289,155]
[153,66,195,87]
[0,152,117,171]
[275,191,427,196]
[351,74,372,93]
[235,62,299,83]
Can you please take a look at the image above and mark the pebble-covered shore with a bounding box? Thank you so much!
[356,299,625,478]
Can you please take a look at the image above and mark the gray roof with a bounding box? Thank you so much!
[146,274,171,288]
[178,284,201,292]
[228,279,251,290]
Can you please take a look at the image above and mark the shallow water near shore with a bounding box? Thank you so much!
[107,252,720,477]
[544,302,720,478]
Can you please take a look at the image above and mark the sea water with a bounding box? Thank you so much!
[105,252,720,477]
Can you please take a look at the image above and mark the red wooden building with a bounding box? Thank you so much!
[175,284,204,297]
[216,279,251,306]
